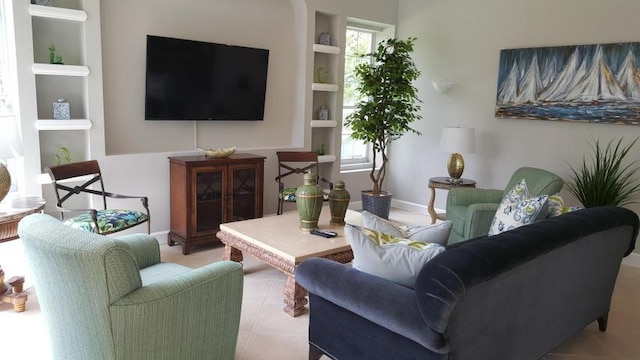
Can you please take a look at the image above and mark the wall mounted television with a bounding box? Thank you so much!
[144,35,269,121]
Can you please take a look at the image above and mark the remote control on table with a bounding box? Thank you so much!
[310,229,337,238]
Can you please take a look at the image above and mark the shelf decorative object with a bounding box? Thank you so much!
[295,172,324,232]
[53,98,70,120]
[316,67,328,83]
[318,106,329,120]
[48,43,63,65]
[53,146,71,166]
[319,32,331,45]
[329,181,350,225]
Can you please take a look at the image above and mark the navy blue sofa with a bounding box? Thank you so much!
[296,206,638,360]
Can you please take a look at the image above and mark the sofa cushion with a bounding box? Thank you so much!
[346,224,445,288]
[361,210,451,245]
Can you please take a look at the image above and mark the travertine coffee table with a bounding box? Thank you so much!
[217,208,359,317]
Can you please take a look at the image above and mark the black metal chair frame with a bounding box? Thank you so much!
[47,160,150,234]
[275,151,333,215]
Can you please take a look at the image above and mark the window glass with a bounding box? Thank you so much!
[0,2,13,116]
[341,28,375,167]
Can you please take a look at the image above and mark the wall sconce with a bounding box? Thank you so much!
[431,81,456,93]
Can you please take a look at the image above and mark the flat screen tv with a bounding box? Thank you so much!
[145,35,269,120]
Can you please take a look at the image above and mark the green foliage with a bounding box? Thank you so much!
[344,37,422,195]
[53,146,72,166]
[566,137,640,207]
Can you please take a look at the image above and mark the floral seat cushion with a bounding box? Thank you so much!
[64,209,149,235]
[280,187,329,202]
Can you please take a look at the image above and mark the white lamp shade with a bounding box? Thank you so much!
[0,116,24,159]
[440,127,475,154]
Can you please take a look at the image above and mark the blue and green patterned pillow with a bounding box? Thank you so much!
[346,224,445,288]
[488,179,549,235]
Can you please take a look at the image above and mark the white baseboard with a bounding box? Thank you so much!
[623,252,640,268]
[390,199,432,215]
[347,199,442,216]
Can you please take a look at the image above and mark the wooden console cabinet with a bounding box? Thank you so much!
[168,154,265,255]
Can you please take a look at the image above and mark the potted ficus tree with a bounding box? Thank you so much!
[345,37,422,219]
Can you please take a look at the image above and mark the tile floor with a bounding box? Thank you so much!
[1,209,639,359]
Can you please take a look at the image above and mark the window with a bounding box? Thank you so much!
[341,27,375,169]
[0,1,14,116]
[0,2,22,194]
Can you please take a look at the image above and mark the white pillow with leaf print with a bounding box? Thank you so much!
[346,224,445,288]
[488,178,549,235]
[361,210,451,245]
[488,195,549,235]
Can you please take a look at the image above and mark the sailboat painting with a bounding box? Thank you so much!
[495,42,640,125]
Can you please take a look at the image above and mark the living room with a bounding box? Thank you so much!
[2,0,640,359]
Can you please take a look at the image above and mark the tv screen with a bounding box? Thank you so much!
[145,35,269,120]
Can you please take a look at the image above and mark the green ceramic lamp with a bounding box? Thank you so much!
[440,126,475,184]
[0,116,23,202]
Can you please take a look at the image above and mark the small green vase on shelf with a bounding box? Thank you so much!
[296,172,324,232]
[329,180,350,225]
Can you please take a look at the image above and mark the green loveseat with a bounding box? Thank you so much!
[446,167,564,244]
[18,213,243,360]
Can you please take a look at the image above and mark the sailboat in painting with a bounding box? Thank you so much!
[495,42,640,125]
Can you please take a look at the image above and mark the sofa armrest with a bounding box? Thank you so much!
[296,258,448,353]
[114,233,161,269]
[109,261,243,359]
[447,188,503,207]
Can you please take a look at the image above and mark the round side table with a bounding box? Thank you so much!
[0,197,46,242]
[0,196,44,312]
[428,177,476,224]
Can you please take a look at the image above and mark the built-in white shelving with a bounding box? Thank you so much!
[312,83,339,92]
[318,155,336,163]
[310,120,337,128]
[32,63,90,76]
[14,0,105,196]
[313,44,341,54]
[35,119,92,130]
[37,173,93,185]
[29,4,87,22]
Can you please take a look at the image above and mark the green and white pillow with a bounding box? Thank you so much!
[488,179,549,235]
[346,224,445,288]
[547,193,582,217]
[361,210,451,245]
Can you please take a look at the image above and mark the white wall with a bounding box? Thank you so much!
[393,0,640,252]
[83,0,398,234]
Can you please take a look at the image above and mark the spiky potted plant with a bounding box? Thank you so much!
[345,37,422,218]
[566,137,640,207]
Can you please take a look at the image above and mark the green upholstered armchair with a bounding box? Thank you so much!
[18,213,243,360]
[446,167,564,244]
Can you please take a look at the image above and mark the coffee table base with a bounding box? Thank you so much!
[217,230,353,317]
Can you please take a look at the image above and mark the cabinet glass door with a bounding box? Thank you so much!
[230,167,257,222]
[195,169,224,233]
